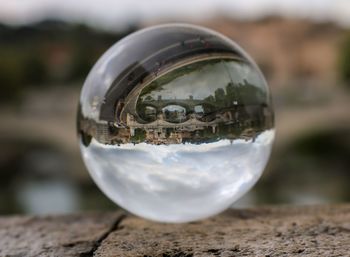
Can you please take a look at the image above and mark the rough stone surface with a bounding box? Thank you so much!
[0,212,123,257]
[1,205,350,257]
[96,205,350,257]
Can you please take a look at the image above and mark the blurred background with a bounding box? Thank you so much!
[0,0,350,215]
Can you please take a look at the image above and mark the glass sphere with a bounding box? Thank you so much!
[78,24,275,223]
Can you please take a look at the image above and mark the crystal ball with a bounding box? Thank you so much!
[78,24,275,223]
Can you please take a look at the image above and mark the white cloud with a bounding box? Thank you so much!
[81,129,275,222]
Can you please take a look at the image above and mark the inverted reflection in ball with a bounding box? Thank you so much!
[78,24,275,222]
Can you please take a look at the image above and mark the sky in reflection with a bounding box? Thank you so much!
[81,129,275,222]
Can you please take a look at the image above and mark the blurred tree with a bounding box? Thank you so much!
[339,33,350,85]
[0,20,134,101]
[23,53,47,86]
[0,50,22,102]
[69,45,95,81]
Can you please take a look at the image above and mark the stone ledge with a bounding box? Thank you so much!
[0,205,349,257]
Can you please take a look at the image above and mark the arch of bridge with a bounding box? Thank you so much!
[139,99,215,113]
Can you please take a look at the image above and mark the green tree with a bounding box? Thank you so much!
[214,88,226,107]
[226,82,237,102]
[339,33,350,85]
[237,80,266,105]
[0,51,22,101]
[23,54,47,85]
